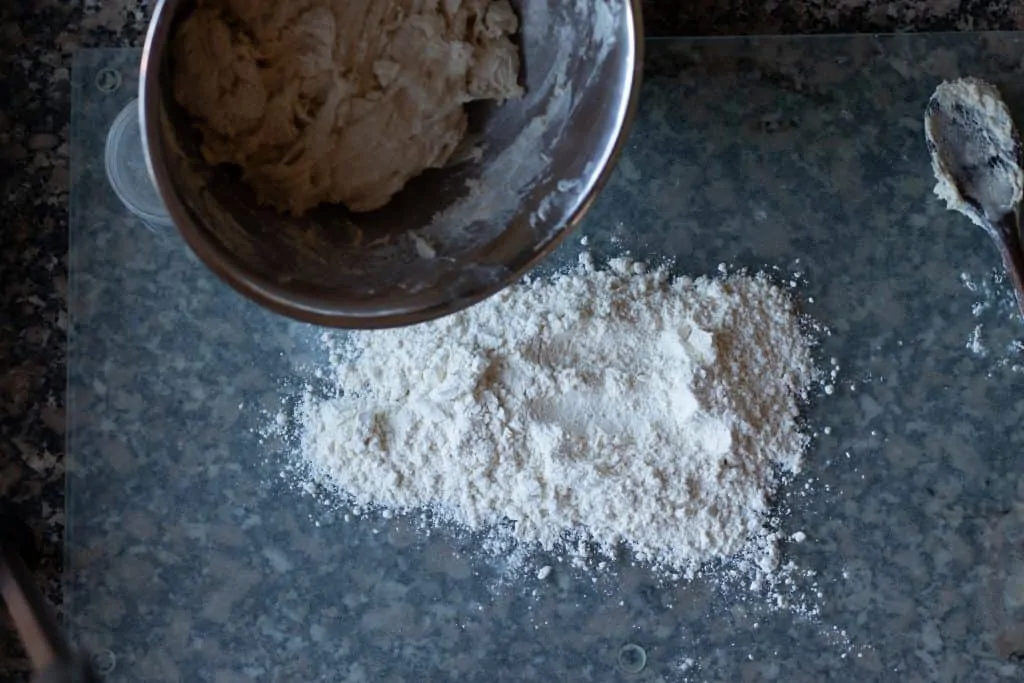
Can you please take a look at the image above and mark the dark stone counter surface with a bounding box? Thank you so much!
[3,0,1024,679]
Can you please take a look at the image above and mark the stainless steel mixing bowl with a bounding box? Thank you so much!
[140,0,643,328]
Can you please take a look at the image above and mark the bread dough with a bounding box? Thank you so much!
[172,0,524,216]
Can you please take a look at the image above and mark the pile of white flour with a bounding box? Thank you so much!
[298,255,816,576]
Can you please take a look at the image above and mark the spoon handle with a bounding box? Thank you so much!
[992,212,1024,320]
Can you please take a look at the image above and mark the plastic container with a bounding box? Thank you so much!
[105,99,174,229]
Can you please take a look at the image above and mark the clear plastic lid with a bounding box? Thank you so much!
[104,99,174,229]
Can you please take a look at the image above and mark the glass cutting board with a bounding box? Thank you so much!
[69,37,1024,681]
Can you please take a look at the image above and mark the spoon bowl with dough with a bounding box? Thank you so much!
[925,77,1024,317]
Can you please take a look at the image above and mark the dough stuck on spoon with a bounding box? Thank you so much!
[924,77,1024,227]
[172,0,525,217]
[925,77,1024,318]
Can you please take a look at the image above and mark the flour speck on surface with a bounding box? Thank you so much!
[967,324,987,356]
[295,254,818,579]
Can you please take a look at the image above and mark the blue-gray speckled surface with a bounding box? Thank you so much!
[65,35,1024,682]
[11,10,1024,682]
[6,0,1024,680]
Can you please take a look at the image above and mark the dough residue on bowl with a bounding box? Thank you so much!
[172,0,524,216]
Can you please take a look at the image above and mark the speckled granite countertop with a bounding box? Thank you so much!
[3,0,1024,679]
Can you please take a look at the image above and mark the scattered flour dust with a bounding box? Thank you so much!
[295,253,819,581]
[959,269,1024,370]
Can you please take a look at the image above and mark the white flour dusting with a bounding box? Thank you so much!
[967,324,987,356]
[959,269,1024,370]
[297,254,817,578]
